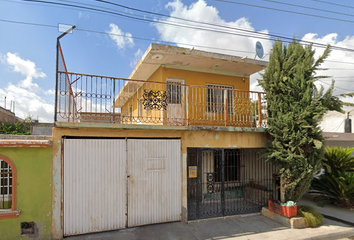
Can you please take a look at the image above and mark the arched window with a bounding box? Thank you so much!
[0,155,19,219]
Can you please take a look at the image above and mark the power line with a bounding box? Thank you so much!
[3,1,354,64]
[16,0,354,53]
[319,80,354,92]
[323,76,354,79]
[321,79,354,82]
[3,16,354,68]
[0,18,255,54]
[307,0,354,10]
[210,0,354,24]
[76,28,255,54]
[92,0,354,51]
[259,0,354,18]
[324,60,354,65]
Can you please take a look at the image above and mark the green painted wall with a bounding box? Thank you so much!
[0,147,52,240]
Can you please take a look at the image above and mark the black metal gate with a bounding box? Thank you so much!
[187,148,277,220]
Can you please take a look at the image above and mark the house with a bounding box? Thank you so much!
[0,135,52,239]
[52,43,277,238]
[0,106,21,124]
[320,109,354,149]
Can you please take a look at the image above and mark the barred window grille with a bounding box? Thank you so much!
[167,82,182,104]
[0,160,12,210]
[166,78,185,105]
[206,84,233,114]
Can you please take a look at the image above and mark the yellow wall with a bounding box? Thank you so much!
[158,67,249,89]
[51,125,269,238]
[121,67,252,126]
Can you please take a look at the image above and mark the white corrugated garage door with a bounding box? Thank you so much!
[63,138,181,236]
[63,139,127,236]
[127,139,182,227]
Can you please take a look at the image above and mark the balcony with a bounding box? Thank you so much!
[55,71,267,128]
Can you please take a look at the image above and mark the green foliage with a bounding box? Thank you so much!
[312,147,354,209]
[312,172,354,209]
[297,205,324,227]
[0,120,31,135]
[258,40,341,202]
[323,146,354,174]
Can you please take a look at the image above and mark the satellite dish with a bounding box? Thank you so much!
[256,41,264,59]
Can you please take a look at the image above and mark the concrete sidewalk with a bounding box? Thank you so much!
[66,213,354,240]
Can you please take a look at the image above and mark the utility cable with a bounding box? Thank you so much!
[210,0,354,24]
[258,0,354,18]
[307,0,354,10]
[16,0,354,53]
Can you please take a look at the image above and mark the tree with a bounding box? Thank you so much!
[0,116,34,135]
[258,40,341,202]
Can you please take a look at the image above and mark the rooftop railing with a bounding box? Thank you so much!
[55,71,267,128]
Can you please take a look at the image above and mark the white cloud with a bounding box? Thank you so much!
[154,0,272,92]
[155,0,272,56]
[153,0,354,98]
[107,23,134,49]
[130,49,143,68]
[301,33,354,99]
[1,53,53,122]
[6,52,46,92]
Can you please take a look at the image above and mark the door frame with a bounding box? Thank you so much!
[165,78,185,125]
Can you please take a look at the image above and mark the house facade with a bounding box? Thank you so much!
[0,135,52,239]
[52,43,277,238]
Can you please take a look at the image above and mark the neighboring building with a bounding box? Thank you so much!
[52,43,276,238]
[0,106,21,124]
[0,135,52,239]
[320,109,354,148]
[320,109,354,133]
[30,120,54,135]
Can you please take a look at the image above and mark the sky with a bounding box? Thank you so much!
[1,0,354,122]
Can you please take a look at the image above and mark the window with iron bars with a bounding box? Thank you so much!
[206,84,233,114]
[0,160,12,210]
[166,79,183,104]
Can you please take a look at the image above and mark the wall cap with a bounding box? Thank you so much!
[0,139,52,147]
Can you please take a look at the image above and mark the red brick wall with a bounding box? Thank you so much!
[0,107,16,123]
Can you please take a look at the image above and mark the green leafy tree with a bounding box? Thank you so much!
[0,117,34,135]
[259,40,341,202]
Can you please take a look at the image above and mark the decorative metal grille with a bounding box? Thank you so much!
[142,90,168,110]
[206,173,215,193]
[233,98,252,115]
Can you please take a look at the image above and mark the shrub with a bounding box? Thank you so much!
[323,146,354,174]
[312,171,354,209]
[298,205,323,227]
[0,120,30,135]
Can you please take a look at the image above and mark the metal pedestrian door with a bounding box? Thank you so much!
[187,148,276,220]
[63,138,181,236]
